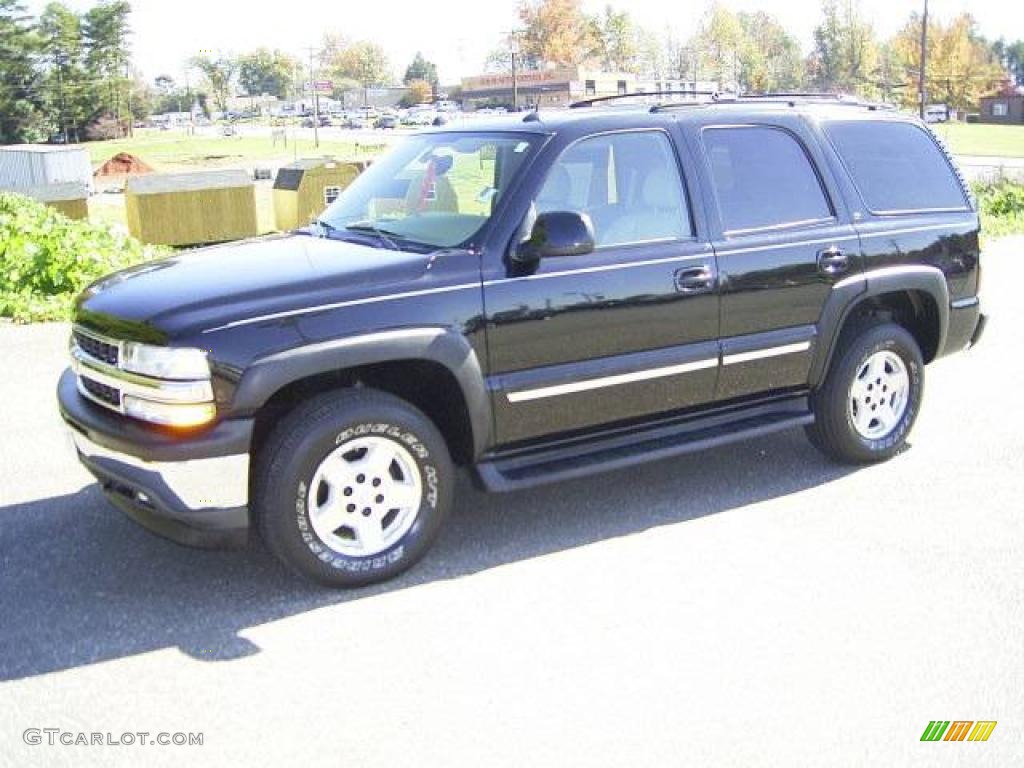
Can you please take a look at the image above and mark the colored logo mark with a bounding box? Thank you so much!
[920,721,997,742]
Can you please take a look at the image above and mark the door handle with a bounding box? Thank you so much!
[817,246,849,275]
[674,265,715,294]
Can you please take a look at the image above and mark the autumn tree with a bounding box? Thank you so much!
[693,4,745,90]
[518,0,596,67]
[238,48,298,100]
[737,11,805,92]
[190,53,237,115]
[404,52,439,91]
[808,0,879,96]
[590,5,639,73]
[991,39,1024,86]
[889,13,1001,112]
[405,78,433,105]
[326,39,392,88]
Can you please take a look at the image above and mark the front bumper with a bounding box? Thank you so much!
[58,368,253,548]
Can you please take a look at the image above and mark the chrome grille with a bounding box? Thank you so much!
[80,376,122,408]
[73,329,120,366]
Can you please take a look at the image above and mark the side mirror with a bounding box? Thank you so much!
[514,210,596,264]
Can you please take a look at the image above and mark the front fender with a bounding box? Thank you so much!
[231,327,491,457]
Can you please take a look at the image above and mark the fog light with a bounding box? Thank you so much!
[123,396,216,428]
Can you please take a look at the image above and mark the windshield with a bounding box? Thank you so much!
[318,132,540,249]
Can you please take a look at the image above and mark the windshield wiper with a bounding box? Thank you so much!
[344,222,402,251]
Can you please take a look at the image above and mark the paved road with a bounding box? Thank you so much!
[1,239,1022,767]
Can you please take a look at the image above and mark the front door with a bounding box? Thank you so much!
[483,128,720,446]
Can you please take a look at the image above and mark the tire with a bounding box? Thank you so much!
[254,388,454,587]
[806,320,924,464]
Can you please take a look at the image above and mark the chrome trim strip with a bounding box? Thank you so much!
[202,283,481,333]
[483,251,712,286]
[715,223,967,258]
[73,324,125,352]
[69,428,249,510]
[506,358,718,403]
[722,341,811,366]
[951,296,979,310]
[716,235,857,257]
[71,347,214,404]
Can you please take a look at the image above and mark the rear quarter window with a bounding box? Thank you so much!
[824,120,969,214]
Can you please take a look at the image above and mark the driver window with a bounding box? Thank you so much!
[534,131,691,248]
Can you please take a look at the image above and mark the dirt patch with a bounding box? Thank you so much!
[94,152,155,178]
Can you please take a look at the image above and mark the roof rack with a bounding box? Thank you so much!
[569,90,896,113]
[569,90,722,108]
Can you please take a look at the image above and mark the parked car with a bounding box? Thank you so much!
[60,95,986,587]
[302,115,331,128]
[375,115,398,129]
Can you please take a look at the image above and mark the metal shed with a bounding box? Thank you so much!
[8,183,89,220]
[125,170,258,246]
[273,158,366,231]
[0,144,93,193]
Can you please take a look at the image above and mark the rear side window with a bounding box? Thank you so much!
[703,126,833,233]
[824,120,968,214]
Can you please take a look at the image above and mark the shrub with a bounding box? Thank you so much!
[0,192,165,323]
[972,180,1024,238]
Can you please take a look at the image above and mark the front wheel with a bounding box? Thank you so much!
[806,321,924,464]
[255,389,453,587]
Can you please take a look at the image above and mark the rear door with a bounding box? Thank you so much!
[689,116,861,401]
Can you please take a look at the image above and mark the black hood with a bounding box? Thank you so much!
[75,233,434,341]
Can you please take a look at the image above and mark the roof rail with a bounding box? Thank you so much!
[570,90,722,108]
[651,92,899,112]
[570,89,898,113]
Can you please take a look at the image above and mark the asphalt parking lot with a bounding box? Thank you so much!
[1,237,1021,767]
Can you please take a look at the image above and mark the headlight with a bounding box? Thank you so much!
[122,342,210,380]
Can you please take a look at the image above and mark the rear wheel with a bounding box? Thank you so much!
[806,320,924,464]
[255,389,453,587]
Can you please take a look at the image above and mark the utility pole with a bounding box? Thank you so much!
[304,46,321,149]
[508,30,520,111]
[918,0,929,119]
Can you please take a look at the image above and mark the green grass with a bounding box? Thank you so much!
[86,128,381,171]
[931,122,1024,157]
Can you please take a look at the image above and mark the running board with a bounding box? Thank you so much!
[476,395,813,492]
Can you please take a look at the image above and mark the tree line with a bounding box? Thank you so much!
[493,0,1023,112]
[2,0,1023,145]
[1,0,131,143]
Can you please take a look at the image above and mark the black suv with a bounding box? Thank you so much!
[59,95,987,586]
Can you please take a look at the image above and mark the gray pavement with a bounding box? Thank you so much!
[1,238,1022,766]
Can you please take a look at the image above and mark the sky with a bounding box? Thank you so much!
[24,0,1024,85]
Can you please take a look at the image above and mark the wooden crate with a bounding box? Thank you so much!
[126,170,257,246]
[273,159,364,231]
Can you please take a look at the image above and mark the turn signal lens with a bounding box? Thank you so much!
[122,396,216,428]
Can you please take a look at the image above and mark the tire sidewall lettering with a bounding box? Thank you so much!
[294,421,440,573]
[847,338,922,452]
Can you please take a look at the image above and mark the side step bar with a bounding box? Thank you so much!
[476,395,813,492]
